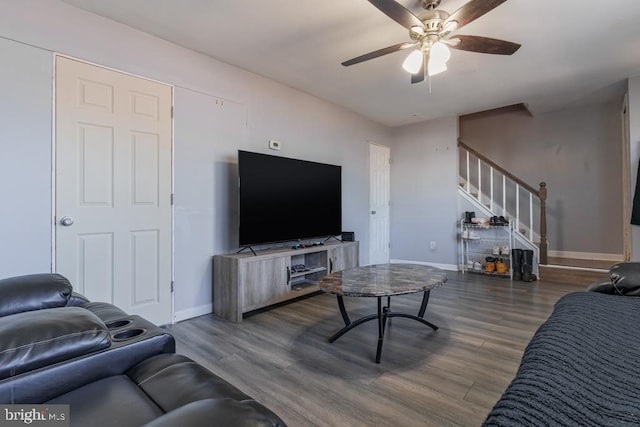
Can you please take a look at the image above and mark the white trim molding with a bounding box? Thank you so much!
[390,259,458,271]
[173,303,212,323]
[542,264,608,273]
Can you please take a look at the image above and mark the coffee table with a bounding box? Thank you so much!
[318,263,447,363]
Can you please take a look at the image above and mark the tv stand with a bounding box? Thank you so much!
[213,240,359,323]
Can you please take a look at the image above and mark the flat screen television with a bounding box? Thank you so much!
[238,150,342,246]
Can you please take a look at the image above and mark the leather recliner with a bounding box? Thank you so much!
[587,262,640,296]
[0,273,286,427]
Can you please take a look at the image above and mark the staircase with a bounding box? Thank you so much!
[458,140,617,285]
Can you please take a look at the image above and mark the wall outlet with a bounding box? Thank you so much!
[430,241,436,250]
[268,140,281,150]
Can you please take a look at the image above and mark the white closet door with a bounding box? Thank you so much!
[55,56,173,325]
[369,143,390,264]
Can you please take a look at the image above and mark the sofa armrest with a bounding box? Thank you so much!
[129,354,286,426]
[80,302,128,323]
[0,307,110,380]
[0,315,174,403]
[0,273,74,317]
[608,262,640,295]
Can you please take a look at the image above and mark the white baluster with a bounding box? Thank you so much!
[490,167,494,212]
[529,193,534,241]
[477,158,482,202]
[466,151,470,192]
[502,175,506,216]
[516,184,520,233]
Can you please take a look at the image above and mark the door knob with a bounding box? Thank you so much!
[60,216,74,226]
[371,210,376,214]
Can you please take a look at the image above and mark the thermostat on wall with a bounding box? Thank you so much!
[268,140,281,150]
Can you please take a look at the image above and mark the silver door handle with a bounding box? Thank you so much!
[60,216,74,226]
[371,210,376,214]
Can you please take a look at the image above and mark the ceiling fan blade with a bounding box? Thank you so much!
[411,53,426,84]
[444,0,507,31]
[367,0,423,30]
[449,35,520,55]
[342,42,417,66]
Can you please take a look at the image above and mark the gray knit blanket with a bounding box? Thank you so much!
[484,292,640,426]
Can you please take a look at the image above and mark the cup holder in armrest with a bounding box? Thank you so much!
[105,319,133,330]
[112,328,146,341]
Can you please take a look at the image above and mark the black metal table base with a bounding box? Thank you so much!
[328,291,438,363]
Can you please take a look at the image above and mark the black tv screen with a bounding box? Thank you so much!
[238,150,342,246]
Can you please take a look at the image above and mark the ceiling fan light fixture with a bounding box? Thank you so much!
[430,41,451,64]
[428,57,447,76]
[402,49,423,74]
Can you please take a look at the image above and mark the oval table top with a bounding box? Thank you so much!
[318,263,447,297]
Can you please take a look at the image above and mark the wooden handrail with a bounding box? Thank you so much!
[458,139,548,265]
[458,139,539,196]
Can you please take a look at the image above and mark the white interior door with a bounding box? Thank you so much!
[369,143,390,264]
[55,56,173,325]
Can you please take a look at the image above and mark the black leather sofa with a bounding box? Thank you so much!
[484,262,640,426]
[0,273,286,427]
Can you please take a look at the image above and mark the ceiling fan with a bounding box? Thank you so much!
[342,0,521,83]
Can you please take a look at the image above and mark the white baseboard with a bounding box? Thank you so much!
[173,303,212,323]
[547,250,624,262]
[390,259,458,271]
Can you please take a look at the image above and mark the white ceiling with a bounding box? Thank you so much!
[61,0,640,127]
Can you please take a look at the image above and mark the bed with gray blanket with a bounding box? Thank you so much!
[484,291,640,426]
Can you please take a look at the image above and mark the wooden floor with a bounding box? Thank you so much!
[166,272,586,427]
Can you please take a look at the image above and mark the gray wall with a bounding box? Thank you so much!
[390,117,459,267]
[0,38,52,276]
[0,0,391,319]
[459,102,623,256]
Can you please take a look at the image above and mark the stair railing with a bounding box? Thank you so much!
[458,139,548,264]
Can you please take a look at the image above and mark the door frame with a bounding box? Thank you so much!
[622,93,631,261]
[51,53,176,322]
